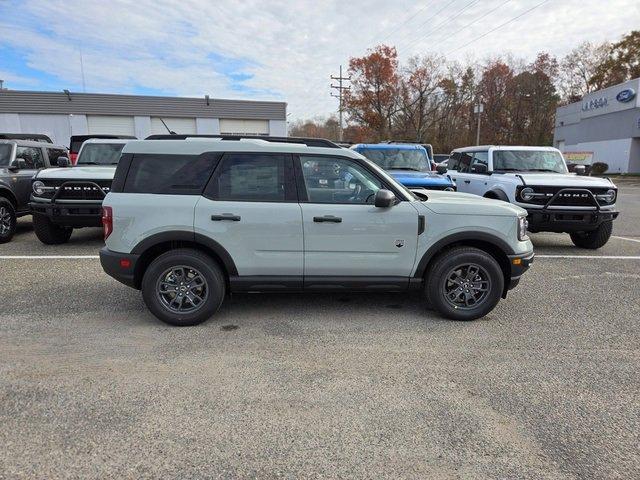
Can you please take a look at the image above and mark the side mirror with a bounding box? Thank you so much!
[8,158,27,171]
[574,165,586,176]
[57,156,70,167]
[374,189,396,208]
[436,164,448,175]
[471,163,488,174]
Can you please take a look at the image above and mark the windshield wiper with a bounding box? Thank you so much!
[525,169,560,173]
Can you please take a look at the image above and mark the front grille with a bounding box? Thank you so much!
[517,186,613,207]
[36,180,112,201]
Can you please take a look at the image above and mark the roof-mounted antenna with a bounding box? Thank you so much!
[160,118,176,135]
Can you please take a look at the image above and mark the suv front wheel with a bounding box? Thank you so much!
[141,248,226,326]
[32,214,73,244]
[425,247,504,321]
[569,221,612,249]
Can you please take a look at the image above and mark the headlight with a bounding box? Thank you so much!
[518,216,529,241]
[520,187,535,202]
[32,180,45,195]
[596,189,616,203]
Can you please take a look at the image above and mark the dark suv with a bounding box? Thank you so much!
[0,139,68,242]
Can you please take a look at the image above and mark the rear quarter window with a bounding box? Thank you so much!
[122,153,221,195]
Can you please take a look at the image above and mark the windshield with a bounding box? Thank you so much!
[358,148,431,172]
[0,144,13,166]
[77,143,125,165]
[493,150,567,173]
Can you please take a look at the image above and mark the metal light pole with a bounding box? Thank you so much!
[474,103,484,146]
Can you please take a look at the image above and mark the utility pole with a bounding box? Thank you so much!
[330,65,350,142]
[474,103,484,146]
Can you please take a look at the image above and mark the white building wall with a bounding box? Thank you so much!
[566,138,633,174]
[19,114,71,145]
[134,116,151,139]
[0,113,21,132]
[69,114,88,136]
[268,120,287,136]
[196,117,220,134]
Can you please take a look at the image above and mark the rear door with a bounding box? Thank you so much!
[194,152,303,283]
[296,155,419,283]
[13,145,46,210]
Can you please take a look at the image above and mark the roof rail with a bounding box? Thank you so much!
[144,134,340,149]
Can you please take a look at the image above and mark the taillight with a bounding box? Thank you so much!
[102,206,113,240]
[70,152,78,165]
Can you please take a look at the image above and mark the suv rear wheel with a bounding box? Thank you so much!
[141,248,226,326]
[569,221,612,249]
[425,247,504,321]
[0,198,17,243]
[32,214,73,244]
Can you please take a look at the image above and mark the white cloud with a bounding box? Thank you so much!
[0,0,638,121]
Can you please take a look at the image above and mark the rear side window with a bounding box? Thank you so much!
[205,153,289,202]
[123,153,220,195]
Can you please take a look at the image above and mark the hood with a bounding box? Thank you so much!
[36,166,117,181]
[388,170,453,187]
[505,172,615,188]
[418,189,526,217]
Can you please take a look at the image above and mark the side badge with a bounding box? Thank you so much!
[395,239,405,248]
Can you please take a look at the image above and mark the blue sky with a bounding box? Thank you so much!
[1,0,639,120]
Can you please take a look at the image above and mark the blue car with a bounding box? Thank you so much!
[350,143,456,191]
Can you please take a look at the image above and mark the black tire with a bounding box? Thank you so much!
[0,198,17,244]
[141,248,226,326]
[32,214,73,244]
[569,221,613,249]
[425,246,504,321]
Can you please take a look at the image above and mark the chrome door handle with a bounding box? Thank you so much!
[211,214,241,221]
[464,180,471,184]
[313,215,342,223]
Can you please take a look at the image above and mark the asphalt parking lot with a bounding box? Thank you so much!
[1,180,639,479]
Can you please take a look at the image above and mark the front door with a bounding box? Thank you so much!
[194,152,303,283]
[296,155,419,283]
[13,145,46,211]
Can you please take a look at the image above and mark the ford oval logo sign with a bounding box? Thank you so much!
[616,89,636,103]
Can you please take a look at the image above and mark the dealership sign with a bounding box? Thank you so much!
[582,97,608,112]
[616,88,636,103]
[563,152,594,164]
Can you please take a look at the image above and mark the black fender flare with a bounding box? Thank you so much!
[130,230,238,276]
[413,231,515,278]
[0,185,18,207]
[484,189,509,201]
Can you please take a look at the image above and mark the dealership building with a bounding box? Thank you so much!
[0,90,287,145]
[554,77,640,173]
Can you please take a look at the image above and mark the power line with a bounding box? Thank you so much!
[425,0,514,53]
[445,0,551,56]
[373,0,438,45]
[397,0,483,55]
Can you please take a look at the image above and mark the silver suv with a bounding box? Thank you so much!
[100,136,534,326]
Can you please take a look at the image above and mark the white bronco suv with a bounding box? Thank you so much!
[30,139,129,244]
[448,146,619,249]
[99,136,534,326]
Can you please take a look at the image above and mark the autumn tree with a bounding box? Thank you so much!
[344,45,400,140]
[558,41,611,103]
[592,30,640,88]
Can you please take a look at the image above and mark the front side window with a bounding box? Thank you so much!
[207,153,287,202]
[15,146,44,169]
[124,153,220,195]
[300,156,383,204]
[0,144,12,166]
[77,143,125,165]
[493,150,567,173]
[358,148,431,172]
[46,148,67,165]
